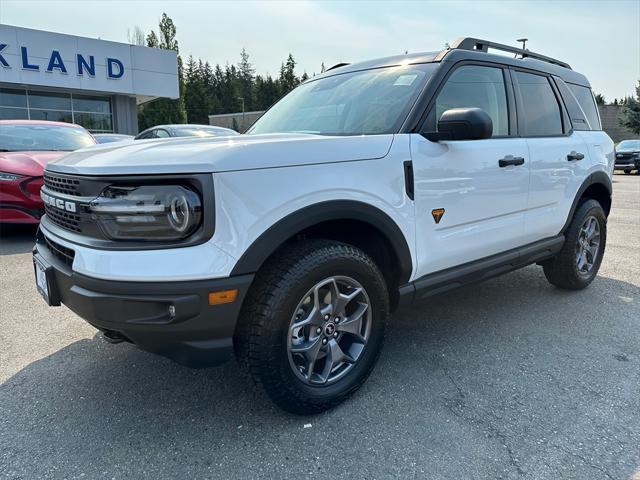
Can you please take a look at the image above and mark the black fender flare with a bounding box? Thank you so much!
[230,200,413,284]
[561,171,612,232]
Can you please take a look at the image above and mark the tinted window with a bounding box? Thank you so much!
[433,65,509,136]
[567,84,601,130]
[155,129,170,138]
[515,71,562,136]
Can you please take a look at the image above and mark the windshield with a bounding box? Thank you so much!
[617,140,640,150]
[0,124,95,151]
[248,64,436,136]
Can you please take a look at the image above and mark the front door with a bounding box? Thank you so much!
[410,64,530,278]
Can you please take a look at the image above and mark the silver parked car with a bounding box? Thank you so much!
[134,124,238,140]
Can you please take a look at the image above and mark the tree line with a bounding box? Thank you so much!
[135,14,640,135]
[133,14,319,131]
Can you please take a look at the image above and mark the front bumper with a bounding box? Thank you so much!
[34,231,254,368]
[614,156,639,170]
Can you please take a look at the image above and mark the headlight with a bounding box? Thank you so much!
[0,172,23,182]
[90,185,202,240]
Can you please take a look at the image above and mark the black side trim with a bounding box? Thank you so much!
[230,200,413,284]
[399,235,564,304]
[403,160,414,200]
[560,171,612,232]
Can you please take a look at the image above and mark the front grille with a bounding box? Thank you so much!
[44,172,81,196]
[44,236,75,267]
[44,204,81,232]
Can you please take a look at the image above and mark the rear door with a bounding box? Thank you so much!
[410,63,530,277]
[511,70,592,242]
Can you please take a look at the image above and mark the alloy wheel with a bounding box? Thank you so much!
[287,276,372,386]
[575,215,601,276]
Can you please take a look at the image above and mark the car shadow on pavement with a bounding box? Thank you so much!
[2,266,639,478]
[0,224,38,255]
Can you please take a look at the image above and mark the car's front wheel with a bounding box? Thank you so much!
[235,240,389,414]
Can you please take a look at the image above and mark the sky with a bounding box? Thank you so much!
[1,0,638,101]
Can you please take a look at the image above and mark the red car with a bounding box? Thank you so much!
[0,120,96,224]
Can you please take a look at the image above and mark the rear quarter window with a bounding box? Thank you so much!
[567,84,601,131]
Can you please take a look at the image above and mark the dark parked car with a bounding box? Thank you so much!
[134,124,238,140]
[615,140,640,174]
[93,133,134,144]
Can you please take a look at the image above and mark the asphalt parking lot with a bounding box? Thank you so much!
[1,174,639,480]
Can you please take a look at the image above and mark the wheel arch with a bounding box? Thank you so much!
[561,171,612,233]
[230,200,413,302]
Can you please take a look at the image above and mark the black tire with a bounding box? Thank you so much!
[543,199,607,290]
[235,239,389,414]
[624,169,631,175]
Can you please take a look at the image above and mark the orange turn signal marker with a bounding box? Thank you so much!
[208,289,238,305]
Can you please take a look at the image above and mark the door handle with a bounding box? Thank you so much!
[498,155,525,167]
[567,151,584,161]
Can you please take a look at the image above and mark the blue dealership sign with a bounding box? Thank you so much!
[0,44,125,79]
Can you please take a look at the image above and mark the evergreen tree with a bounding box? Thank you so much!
[279,54,299,94]
[237,49,256,111]
[137,13,187,130]
[621,81,640,135]
[594,93,605,106]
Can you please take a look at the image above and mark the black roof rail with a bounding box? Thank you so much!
[326,62,350,71]
[438,37,571,69]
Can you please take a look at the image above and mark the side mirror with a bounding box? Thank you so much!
[423,107,493,141]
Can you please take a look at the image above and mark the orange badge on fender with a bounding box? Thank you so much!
[431,208,445,224]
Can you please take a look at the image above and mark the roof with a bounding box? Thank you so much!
[312,38,590,87]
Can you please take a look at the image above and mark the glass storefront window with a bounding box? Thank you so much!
[0,107,29,119]
[28,91,72,110]
[74,112,112,131]
[0,88,113,132]
[0,88,28,108]
[73,95,111,114]
[29,109,74,123]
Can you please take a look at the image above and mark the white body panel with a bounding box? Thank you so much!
[48,134,394,175]
[410,134,530,276]
[40,127,613,284]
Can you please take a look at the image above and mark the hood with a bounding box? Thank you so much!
[0,151,67,177]
[44,133,395,175]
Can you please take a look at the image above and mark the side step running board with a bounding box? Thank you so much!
[399,235,564,305]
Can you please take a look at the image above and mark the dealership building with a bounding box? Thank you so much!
[0,24,179,135]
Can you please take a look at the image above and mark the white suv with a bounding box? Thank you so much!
[33,38,614,413]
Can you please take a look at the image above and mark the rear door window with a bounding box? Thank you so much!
[567,84,601,130]
[515,71,563,136]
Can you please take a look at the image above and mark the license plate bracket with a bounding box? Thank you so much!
[33,254,60,306]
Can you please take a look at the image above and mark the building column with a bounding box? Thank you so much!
[112,95,139,135]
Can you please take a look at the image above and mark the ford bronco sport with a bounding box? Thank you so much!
[33,38,614,414]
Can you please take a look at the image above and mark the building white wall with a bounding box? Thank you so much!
[0,24,178,102]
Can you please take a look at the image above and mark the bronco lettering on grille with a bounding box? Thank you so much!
[41,191,77,213]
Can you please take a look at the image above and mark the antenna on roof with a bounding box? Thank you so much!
[516,38,528,58]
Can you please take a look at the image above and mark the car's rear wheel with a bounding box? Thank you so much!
[543,199,606,290]
[235,240,389,414]
[624,169,631,175]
